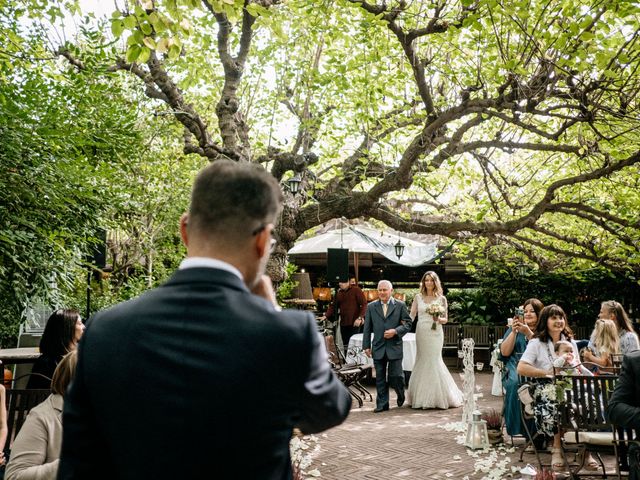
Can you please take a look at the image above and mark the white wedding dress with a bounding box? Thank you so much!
[408,295,464,409]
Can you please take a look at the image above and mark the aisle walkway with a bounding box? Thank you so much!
[297,371,618,479]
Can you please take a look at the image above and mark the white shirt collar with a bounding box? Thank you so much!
[179,257,243,281]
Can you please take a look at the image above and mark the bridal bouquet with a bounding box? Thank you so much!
[426,301,445,330]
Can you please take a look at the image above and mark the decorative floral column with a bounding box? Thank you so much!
[461,338,476,424]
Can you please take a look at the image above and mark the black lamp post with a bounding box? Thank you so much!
[287,174,302,195]
[394,238,405,259]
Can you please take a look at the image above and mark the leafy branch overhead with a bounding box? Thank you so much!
[51,0,640,276]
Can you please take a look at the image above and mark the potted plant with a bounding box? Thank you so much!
[481,408,503,445]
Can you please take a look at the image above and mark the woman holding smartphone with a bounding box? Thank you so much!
[499,298,544,442]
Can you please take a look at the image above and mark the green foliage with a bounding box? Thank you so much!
[462,263,640,328]
[0,8,201,346]
[276,262,299,305]
[447,288,493,325]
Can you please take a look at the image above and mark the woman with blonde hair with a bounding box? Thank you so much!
[5,350,78,480]
[407,271,463,409]
[583,319,620,369]
[598,301,639,354]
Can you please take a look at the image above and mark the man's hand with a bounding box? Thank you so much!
[364,348,371,357]
[354,317,363,327]
[383,328,397,339]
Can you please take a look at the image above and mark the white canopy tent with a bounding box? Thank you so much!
[288,224,438,268]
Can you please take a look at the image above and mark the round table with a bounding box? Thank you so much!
[347,333,417,371]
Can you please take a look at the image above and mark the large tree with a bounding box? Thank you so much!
[47,0,640,277]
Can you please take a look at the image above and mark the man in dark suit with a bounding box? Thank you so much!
[363,280,412,413]
[58,160,352,480]
[607,350,640,480]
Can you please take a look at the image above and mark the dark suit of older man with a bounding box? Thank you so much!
[363,280,412,412]
[58,161,351,480]
[607,350,640,480]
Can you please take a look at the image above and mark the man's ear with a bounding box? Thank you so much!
[179,213,189,247]
[254,226,269,258]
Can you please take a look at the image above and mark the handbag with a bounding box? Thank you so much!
[517,383,535,418]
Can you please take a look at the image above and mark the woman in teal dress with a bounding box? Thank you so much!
[499,298,543,438]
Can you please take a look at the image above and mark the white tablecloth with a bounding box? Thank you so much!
[347,333,417,371]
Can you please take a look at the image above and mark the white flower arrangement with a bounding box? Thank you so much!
[537,382,557,402]
[490,339,504,374]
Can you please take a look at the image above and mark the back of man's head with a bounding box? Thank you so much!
[188,160,283,245]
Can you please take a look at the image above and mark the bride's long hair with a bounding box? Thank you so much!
[419,271,443,297]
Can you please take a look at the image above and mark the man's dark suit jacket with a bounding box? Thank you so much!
[607,350,640,479]
[362,298,412,360]
[58,267,351,480]
[608,350,640,429]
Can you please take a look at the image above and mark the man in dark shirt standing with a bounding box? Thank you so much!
[322,279,367,353]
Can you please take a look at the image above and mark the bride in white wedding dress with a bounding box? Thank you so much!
[408,271,463,409]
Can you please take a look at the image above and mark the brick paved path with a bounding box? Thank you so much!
[303,370,617,479]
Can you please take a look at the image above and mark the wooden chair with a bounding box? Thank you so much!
[324,335,372,408]
[556,373,619,477]
[5,387,51,450]
[610,354,624,374]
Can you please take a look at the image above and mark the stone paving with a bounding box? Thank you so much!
[300,369,619,479]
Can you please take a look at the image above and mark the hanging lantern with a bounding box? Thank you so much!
[394,239,405,259]
[287,174,302,195]
[465,410,490,450]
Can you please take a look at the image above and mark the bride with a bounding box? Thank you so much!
[408,271,463,409]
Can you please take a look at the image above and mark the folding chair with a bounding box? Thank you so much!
[324,335,372,407]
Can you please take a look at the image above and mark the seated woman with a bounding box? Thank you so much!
[583,319,620,372]
[5,350,78,480]
[589,301,639,356]
[499,298,543,442]
[517,304,598,472]
[27,309,84,389]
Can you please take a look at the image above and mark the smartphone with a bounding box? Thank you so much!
[515,307,524,317]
